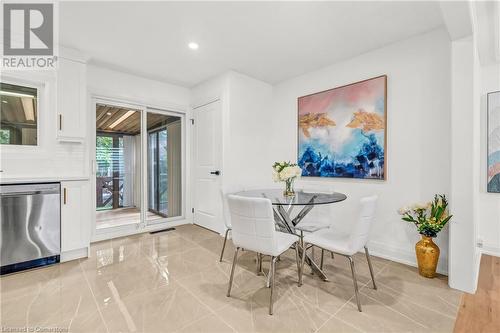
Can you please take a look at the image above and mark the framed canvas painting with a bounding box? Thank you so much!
[298,75,387,179]
[488,91,500,193]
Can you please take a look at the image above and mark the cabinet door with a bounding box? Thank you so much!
[61,181,90,252]
[57,58,86,142]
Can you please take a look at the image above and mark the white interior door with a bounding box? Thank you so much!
[193,100,223,233]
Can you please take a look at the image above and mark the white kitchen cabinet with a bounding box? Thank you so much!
[61,180,90,255]
[56,57,86,142]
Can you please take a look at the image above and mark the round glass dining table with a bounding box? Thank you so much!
[235,188,347,281]
[235,188,347,206]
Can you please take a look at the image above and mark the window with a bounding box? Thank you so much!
[0,82,38,146]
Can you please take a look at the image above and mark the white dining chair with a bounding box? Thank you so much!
[299,195,378,312]
[219,185,245,262]
[226,195,300,315]
[294,182,336,268]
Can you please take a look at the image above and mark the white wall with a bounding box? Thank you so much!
[448,36,481,293]
[87,65,190,108]
[270,29,452,273]
[224,72,274,189]
[478,63,500,256]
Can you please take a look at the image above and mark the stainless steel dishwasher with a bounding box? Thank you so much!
[1,183,61,274]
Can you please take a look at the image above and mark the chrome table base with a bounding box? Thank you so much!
[271,196,330,281]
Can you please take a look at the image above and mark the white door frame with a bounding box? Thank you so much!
[89,95,189,241]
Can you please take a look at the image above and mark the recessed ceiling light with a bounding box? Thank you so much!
[188,42,199,50]
[2,100,7,104]
[106,112,112,116]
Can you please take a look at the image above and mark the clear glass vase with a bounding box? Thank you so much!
[284,179,295,197]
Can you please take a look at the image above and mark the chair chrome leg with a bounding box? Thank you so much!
[299,242,307,286]
[320,248,325,270]
[365,246,377,290]
[257,253,263,276]
[294,242,301,283]
[331,251,334,259]
[219,229,230,262]
[227,247,239,297]
[269,256,277,315]
[347,256,362,312]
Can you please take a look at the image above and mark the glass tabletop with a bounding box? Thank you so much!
[235,188,347,206]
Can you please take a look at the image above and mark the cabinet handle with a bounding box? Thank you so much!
[63,188,67,204]
[59,114,62,131]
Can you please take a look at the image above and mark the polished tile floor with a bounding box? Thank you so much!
[1,224,462,332]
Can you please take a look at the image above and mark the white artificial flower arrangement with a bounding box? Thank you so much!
[272,161,302,182]
[272,161,302,196]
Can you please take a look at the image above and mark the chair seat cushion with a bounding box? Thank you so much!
[271,232,299,257]
[295,220,330,233]
[303,228,354,256]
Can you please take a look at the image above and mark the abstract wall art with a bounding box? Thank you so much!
[298,75,387,179]
[488,91,500,193]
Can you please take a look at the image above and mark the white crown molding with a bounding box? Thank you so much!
[59,45,90,64]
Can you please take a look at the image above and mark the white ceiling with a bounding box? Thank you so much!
[60,1,446,87]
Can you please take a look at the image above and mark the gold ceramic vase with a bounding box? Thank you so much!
[415,235,440,278]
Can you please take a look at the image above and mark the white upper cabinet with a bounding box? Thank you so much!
[56,57,86,142]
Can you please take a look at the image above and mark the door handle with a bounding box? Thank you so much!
[210,170,221,176]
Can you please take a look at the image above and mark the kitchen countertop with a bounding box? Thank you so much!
[0,176,89,184]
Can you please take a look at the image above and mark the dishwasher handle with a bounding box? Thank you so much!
[2,191,49,197]
[0,183,60,196]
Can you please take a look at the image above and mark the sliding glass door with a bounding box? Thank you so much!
[95,103,142,230]
[147,110,182,224]
[93,100,184,237]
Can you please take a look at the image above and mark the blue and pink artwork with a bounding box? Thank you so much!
[488,91,500,193]
[298,76,387,180]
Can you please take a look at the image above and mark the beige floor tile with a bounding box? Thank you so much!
[99,284,212,333]
[0,263,62,301]
[82,257,174,309]
[215,287,331,333]
[175,224,220,243]
[160,246,221,279]
[361,283,457,332]
[67,308,108,333]
[141,231,200,257]
[79,238,144,272]
[177,262,266,311]
[197,234,236,261]
[281,271,362,315]
[335,293,428,333]
[177,313,235,333]
[373,261,462,318]
[0,224,462,333]
[1,261,99,330]
[316,315,364,333]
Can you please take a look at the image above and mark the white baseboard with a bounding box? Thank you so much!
[61,247,89,262]
[481,244,500,257]
[367,240,448,275]
[92,218,191,242]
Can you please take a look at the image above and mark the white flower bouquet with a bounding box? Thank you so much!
[272,161,302,196]
[398,195,452,238]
